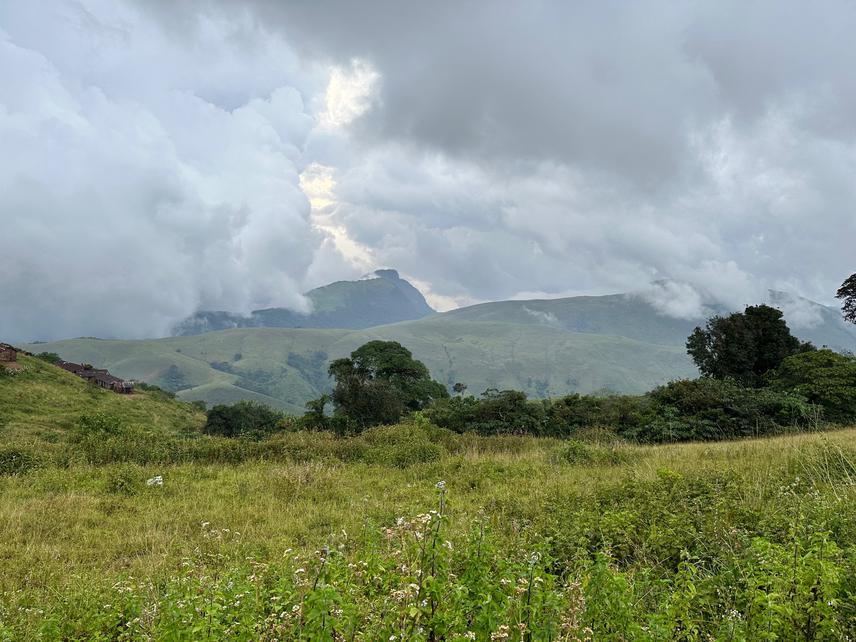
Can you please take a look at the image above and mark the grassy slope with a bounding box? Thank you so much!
[29,319,697,412]
[0,355,205,443]
[441,293,856,350]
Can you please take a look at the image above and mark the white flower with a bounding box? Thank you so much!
[146,475,163,487]
[435,480,446,491]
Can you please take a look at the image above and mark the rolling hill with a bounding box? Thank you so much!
[27,286,856,413]
[30,322,695,414]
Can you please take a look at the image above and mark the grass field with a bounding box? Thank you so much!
[2,357,856,639]
[2,431,855,637]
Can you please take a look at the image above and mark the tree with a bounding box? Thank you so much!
[328,341,448,428]
[837,273,856,325]
[686,304,813,386]
[161,364,190,393]
[203,400,282,439]
[452,382,468,397]
[769,349,856,423]
[302,393,330,429]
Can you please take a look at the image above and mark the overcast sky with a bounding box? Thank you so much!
[1,1,855,341]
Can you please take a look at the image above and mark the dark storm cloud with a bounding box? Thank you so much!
[2,1,855,341]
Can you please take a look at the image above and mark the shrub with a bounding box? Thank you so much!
[769,349,856,423]
[556,439,629,466]
[135,381,177,399]
[76,413,123,436]
[203,401,283,439]
[359,422,447,467]
[426,389,545,435]
[103,463,145,495]
[0,446,42,475]
[630,378,816,442]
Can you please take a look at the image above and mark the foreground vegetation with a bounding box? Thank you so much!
[3,311,856,638]
[2,420,856,640]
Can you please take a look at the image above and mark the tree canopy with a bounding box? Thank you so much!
[686,304,814,386]
[837,273,856,325]
[203,400,282,439]
[328,340,448,428]
[769,349,856,423]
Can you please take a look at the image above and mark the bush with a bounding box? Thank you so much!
[136,381,177,399]
[359,422,447,467]
[426,389,546,435]
[769,349,856,423]
[76,413,123,436]
[0,446,42,475]
[556,439,629,465]
[103,463,145,495]
[203,401,283,439]
[630,378,816,442]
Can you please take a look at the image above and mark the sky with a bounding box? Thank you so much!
[1,0,855,341]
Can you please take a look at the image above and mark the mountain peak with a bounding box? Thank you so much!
[174,269,433,336]
[374,268,400,280]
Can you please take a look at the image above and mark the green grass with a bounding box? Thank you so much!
[3,355,856,639]
[2,424,856,635]
[0,355,204,445]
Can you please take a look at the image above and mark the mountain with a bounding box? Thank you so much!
[28,287,856,413]
[174,269,434,335]
[439,291,856,353]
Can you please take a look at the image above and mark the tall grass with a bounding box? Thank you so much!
[1,428,855,639]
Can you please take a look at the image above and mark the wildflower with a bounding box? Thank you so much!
[146,475,164,487]
[435,480,446,491]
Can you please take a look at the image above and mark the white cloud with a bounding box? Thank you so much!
[318,59,379,131]
[3,0,856,341]
[0,1,349,341]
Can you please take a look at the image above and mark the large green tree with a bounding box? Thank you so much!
[686,304,813,386]
[837,273,856,325]
[328,340,448,428]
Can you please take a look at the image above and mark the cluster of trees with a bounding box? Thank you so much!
[204,273,856,442]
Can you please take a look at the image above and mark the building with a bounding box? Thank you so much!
[0,343,17,362]
[57,361,134,393]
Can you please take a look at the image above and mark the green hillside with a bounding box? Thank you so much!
[442,292,856,351]
[0,354,205,446]
[27,290,855,413]
[29,321,697,413]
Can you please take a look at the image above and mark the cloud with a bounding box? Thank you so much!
[4,0,856,341]
[523,307,560,327]
[0,1,351,341]
[239,0,853,312]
